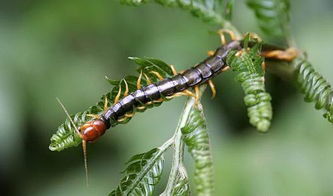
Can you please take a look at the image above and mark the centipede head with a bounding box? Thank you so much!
[56,98,92,187]
[79,119,107,142]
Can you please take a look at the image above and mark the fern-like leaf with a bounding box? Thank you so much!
[171,166,190,196]
[120,0,234,25]
[109,148,164,196]
[226,38,273,132]
[49,57,174,152]
[295,58,333,123]
[181,104,214,196]
[247,0,290,38]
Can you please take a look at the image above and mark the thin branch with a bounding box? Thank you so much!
[161,85,207,195]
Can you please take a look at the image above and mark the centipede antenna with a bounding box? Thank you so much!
[143,73,152,84]
[82,140,89,187]
[56,97,80,135]
[56,97,89,187]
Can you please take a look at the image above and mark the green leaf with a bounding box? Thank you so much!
[49,57,174,152]
[109,148,165,196]
[129,57,174,82]
[181,105,214,196]
[226,40,273,132]
[224,0,234,20]
[120,0,235,25]
[294,58,333,124]
[247,0,290,39]
[171,167,190,196]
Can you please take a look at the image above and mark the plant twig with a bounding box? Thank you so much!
[161,85,207,195]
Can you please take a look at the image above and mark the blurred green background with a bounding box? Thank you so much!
[1,0,333,195]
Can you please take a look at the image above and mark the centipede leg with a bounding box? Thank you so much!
[125,112,135,118]
[194,86,200,105]
[208,80,217,99]
[153,98,164,103]
[262,62,266,71]
[235,50,243,57]
[222,66,230,72]
[166,92,183,100]
[103,96,109,111]
[217,29,237,45]
[143,73,152,84]
[261,48,298,62]
[165,91,195,100]
[183,89,196,97]
[117,116,128,122]
[87,114,100,119]
[137,71,143,89]
[123,80,129,97]
[114,84,122,104]
[150,71,164,80]
[136,105,146,110]
[207,50,215,56]
[170,64,178,75]
[247,32,262,42]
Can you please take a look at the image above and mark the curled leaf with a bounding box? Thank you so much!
[226,40,273,132]
[181,105,214,196]
[247,0,290,39]
[295,58,333,123]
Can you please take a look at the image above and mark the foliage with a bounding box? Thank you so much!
[109,148,165,196]
[247,0,290,39]
[182,104,214,195]
[295,58,333,123]
[170,168,190,195]
[121,0,235,25]
[226,38,273,132]
[110,87,208,196]
[48,0,333,195]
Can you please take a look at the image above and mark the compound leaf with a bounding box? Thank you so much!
[247,0,290,39]
[181,105,214,196]
[226,38,273,132]
[109,148,164,196]
[295,58,333,124]
[121,0,235,26]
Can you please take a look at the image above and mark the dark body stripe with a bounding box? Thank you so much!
[102,41,241,127]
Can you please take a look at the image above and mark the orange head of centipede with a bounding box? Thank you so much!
[79,119,107,142]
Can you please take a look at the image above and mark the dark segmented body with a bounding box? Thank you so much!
[100,41,241,128]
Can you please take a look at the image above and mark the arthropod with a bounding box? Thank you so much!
[53,38,242,185]
[52,32,298,186]
[77,40,242,143]
[51,34,299,151]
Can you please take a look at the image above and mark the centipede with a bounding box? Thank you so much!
[51,36,300,149]
[51,34,298,186]
[78,41,241,143]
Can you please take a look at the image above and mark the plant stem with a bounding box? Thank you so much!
[159,137,175,153]
[161,86,207,195]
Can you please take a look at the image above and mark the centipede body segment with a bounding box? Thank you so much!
[79,41,242,142]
